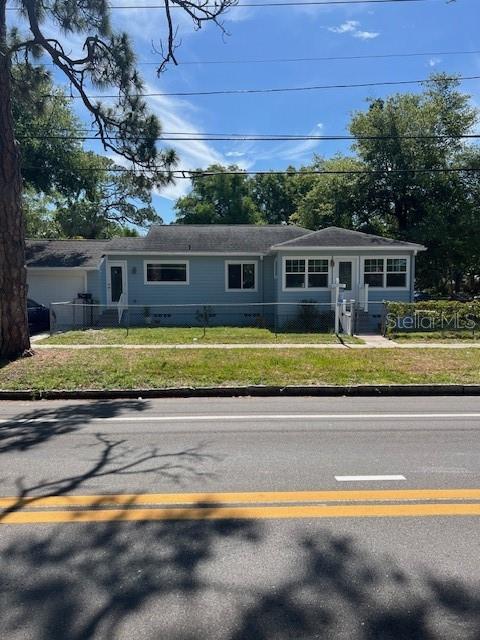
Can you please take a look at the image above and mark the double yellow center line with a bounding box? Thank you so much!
[1,488,480,524]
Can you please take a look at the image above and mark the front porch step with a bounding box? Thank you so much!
[355,311,382,335]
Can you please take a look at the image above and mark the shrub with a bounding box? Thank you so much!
[384,300,480,335]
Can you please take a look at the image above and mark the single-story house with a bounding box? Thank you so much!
[26,225,426,331]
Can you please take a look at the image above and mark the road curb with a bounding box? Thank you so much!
[1,384,480,400]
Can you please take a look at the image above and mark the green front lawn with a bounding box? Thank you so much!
[2,348,480,390]
[38,326,362,345]
[390,331,480,342]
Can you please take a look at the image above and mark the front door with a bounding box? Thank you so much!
[107,261,127,305]
[334,258,356,301]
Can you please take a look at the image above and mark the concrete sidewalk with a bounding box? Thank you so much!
[32,339,480,350]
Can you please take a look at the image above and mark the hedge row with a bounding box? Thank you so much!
[384,300,480,334]
[385,300,480,318]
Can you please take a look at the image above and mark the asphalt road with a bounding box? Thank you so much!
[0,396,479,639]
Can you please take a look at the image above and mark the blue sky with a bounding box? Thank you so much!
[14,0,480,224]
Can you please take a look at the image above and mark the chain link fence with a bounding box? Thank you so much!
[384,302,480,339]
[50,301,343,336]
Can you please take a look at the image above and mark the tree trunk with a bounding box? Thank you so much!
[0,1,30,359]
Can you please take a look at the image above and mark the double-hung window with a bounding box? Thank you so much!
[145,261,189,284]
[363,259,384,288]
[226,262,257,291]
[363,257,408,288]
[284,258,329,289]
[386,258,407,287]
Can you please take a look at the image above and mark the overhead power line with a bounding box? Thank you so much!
[106,0,435,7]
[16,133,480,141]
[35,49,480,68]
[143,49,480,66]
[43,73,480,100]
[21,166,480,177]
[4,0,442,10]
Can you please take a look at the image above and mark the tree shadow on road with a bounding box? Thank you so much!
[0,419,258,640]
[231,532,480,640]
[1,514,479,639]
[0,399,148,454]
[0,402,479,639]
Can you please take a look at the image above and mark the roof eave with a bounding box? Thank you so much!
[103,250,267,256]
[271,244,426,251]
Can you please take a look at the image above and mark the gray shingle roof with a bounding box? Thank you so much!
[105,225,311,254]
[273,226,426,250]
[26,226,425,267]
[25,240,107,268]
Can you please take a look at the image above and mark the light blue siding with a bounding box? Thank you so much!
[106,254,275,305]
[83,250,419,329]
[86,266,105,304]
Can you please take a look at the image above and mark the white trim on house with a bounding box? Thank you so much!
[332,256,358,299]
[281,256,330,292]
[360,255,410,291]
[143,259,190,286]
[224,260,258,292]
[274,245,425,252]
[26,266,98,271]
[105,251,264,257]
[106,260,128,304]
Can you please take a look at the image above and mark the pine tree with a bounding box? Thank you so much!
[0,0,233,358]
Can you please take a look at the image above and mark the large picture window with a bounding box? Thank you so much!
[284,258,329,289]
[145,261,189,284]
[363,257,408,288]
[226,262,257,291]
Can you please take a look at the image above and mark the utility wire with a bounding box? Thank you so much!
[107,0,436,7]
[143,49,480,66]
[4,0,441,10]
[16,133,480,141]
[21,166,480,177]
[41,74,480,99]
[34,49,480,68]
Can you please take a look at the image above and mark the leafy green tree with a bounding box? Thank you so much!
[1,0,231,358]
[23,188,59,238]
[175,165,262,224]
[350,74,477,236]
[290,156,377,232]
[349,74,480,292]
[54,154,162,238]
[413,147,480,294]
[12,64,87,198]
[249,168,302,224]
[13,67,161,238]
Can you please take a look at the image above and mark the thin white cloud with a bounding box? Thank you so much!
[328,20,359,34]
[142,85,254,200]
[225,151,246,157]
[222,4,255,23]
[428,57,442,67]
[253,123,325,163]
[328,19,379,40]
[353,30,379,40]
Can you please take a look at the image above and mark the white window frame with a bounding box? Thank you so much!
[143,260,190,285]
[225,260,258,292]
[361,256,409,290]
[282,256,330,292]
